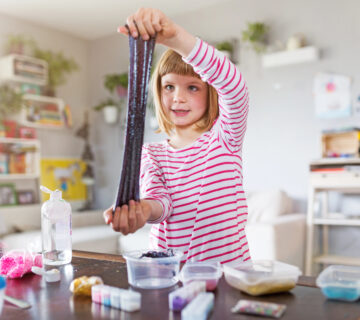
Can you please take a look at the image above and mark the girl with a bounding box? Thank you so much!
[104,8,250,264]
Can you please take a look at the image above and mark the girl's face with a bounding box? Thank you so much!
[161,73,208,130]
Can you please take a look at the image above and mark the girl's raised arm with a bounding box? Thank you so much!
[118,8,196,57]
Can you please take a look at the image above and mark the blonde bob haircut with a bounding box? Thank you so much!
[151,49,219,136]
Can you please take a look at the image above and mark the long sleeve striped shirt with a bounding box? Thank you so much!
[140,38,250,264]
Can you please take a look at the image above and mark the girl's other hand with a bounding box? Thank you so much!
[118,8,178,46]
[103,200,151,235]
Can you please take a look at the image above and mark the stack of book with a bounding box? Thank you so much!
[14,58,46,81]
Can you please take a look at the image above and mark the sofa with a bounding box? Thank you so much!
[0,189,306,271]
[0,205,120,254]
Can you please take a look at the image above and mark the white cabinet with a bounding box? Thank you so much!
[305,158,360,275]
[0,138,41,205]
[0,54,48,85]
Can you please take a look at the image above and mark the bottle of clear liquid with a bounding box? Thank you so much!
[40,185,72,266]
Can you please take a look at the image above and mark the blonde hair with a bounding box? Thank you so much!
[151,49,219,135]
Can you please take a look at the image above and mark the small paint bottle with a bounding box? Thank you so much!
[169,281,206,311]
[120,290,141,312]
[181,292,214,320]
[91,285,102,304]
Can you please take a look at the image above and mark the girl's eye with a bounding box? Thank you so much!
[164,84,174,91]
[189,85,198,92]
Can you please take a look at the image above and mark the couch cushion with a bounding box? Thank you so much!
[246,189,293,223]
[0,204,41,234]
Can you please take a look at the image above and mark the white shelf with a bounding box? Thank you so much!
[0,54,48,85]
[0,137,41,177]
[314,218,360,226]
[20,94,65,129]
[310,158,360,166]
[262,46,319,68]
[0,173,39,180]
[314,255,360,266]
[0,137,40,146]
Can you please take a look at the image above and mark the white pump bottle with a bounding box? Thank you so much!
[40,185,72,265]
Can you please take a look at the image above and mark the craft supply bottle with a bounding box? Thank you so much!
[40,185,72,265]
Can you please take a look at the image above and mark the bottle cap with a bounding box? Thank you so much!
[40,186,62,200]
[31,266,61,282]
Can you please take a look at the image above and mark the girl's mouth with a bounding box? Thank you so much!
[171,109,190,117]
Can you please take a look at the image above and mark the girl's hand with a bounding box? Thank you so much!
[118,8,196,57]
[118,8,177,45]
[103,200,151,235]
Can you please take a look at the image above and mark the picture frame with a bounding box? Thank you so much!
[0,183,17,206]
[17,190,35,205]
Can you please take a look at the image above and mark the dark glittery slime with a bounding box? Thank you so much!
[113,31,156,211]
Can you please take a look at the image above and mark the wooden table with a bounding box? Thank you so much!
[2,250,360,319]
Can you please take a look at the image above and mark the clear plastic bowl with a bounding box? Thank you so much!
[316,265,360,301]
[123,250,182,289]
[223,260,301,296]
[180,261,222,291]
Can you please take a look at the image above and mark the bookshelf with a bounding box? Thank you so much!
[0,137,41,205]
[305,158,360,275]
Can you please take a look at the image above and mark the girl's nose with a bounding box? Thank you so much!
[173,89,186,103]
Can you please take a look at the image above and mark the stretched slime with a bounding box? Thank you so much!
[114,30,156,211]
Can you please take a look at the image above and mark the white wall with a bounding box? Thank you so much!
[89,0,360,212]
[88,0,360,256]
[0,13,90,158]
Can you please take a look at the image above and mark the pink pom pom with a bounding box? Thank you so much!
[0,255,16,275]
[7,263,26,279]
[0,250,39,278]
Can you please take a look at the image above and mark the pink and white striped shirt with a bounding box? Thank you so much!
[140,38,250,264]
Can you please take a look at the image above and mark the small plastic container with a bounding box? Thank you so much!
[0,276,5,316]
[100,286,111,307]
[223,260,301,296]
[110,287,125,309]
[316,265,360,301]
[119,290,141,312]
[91,285,102,304]
[180,261,222,291]
[123,250,182,289]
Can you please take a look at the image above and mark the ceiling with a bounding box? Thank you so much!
[0,0,227,40]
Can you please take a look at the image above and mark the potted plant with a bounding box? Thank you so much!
[4,34,36,55]
[0,85,23,136]
[242,22,269,54]
[93,98,119,124]
[0,85,23,120]
[93,72,128,124]
[104,73,128,100]
[216,41,234,59]
[32,48,79,96]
